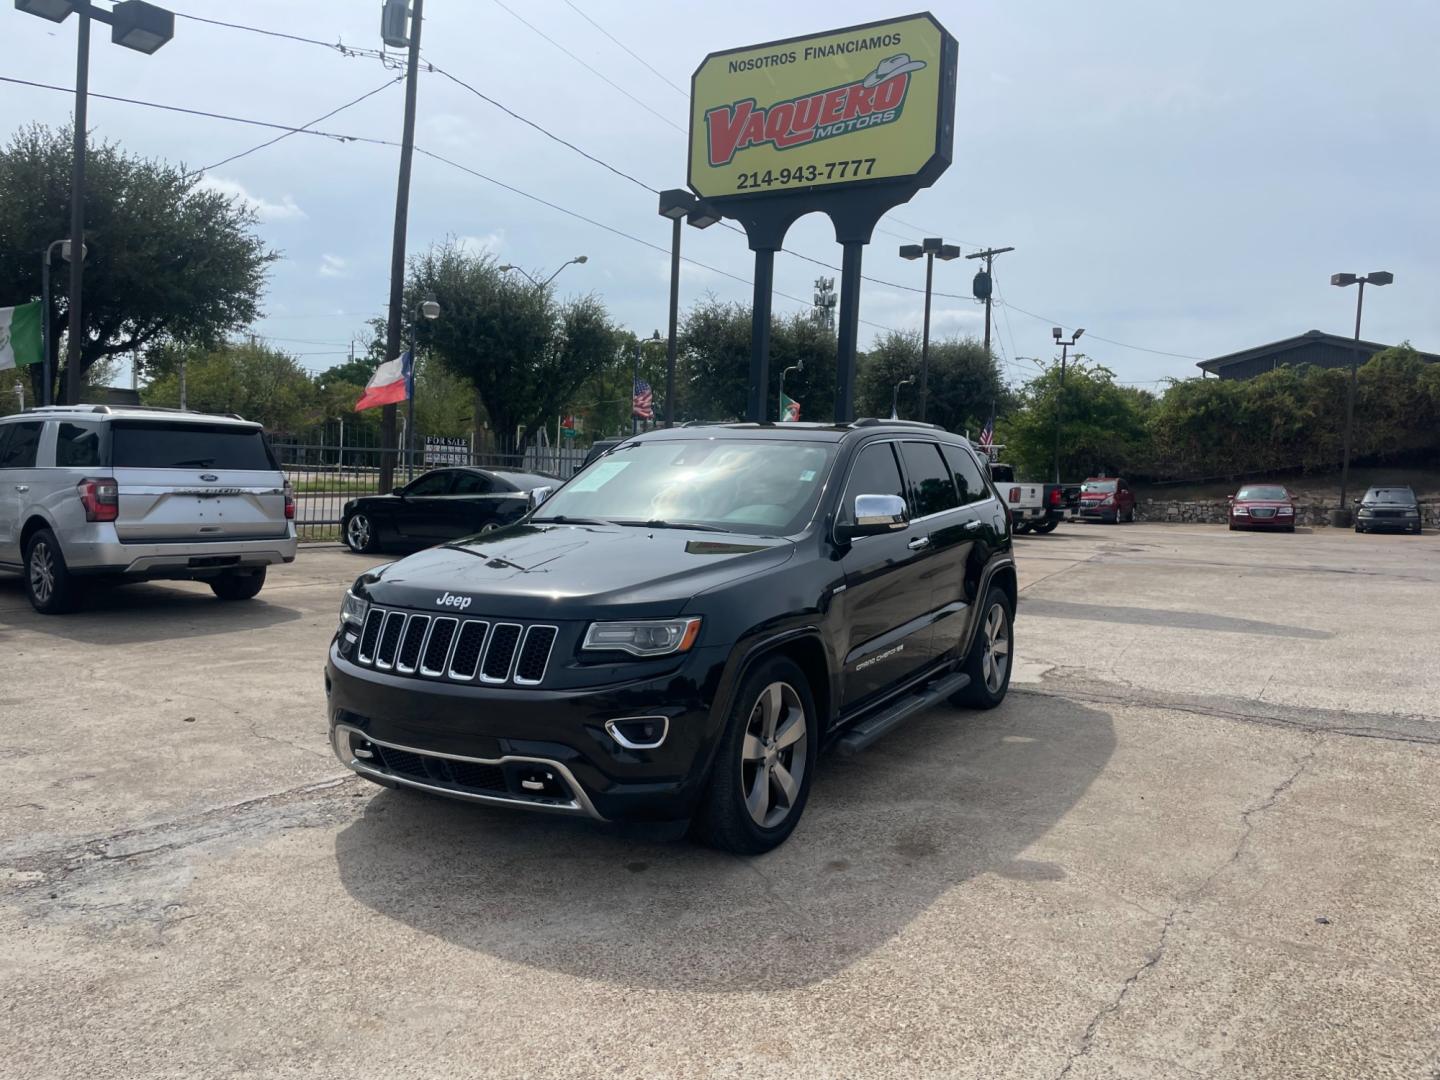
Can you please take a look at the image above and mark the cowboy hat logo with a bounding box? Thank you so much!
[863,53,927,88]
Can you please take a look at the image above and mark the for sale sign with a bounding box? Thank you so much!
[424,436,470,466]
[689,13,955,200]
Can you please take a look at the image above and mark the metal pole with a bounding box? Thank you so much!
[63,6,91,405]
[40,247,52,407]
[1052,344,1068,484]
[1339,280,1365,512]
[665,215,681,427]
[179,360,187,410]
[981,252,994,360]
[919,252,934,422]
[746,249,775,422]
[406,314,417,482]
[834,241,863,423]
[379,0,425,491]
[631,341,640,435]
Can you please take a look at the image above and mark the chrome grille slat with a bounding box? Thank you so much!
[480,623,523,683]
[352,606,555,687]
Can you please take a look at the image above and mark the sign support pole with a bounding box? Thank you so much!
[835,241,864,423]
[747,249,776,422]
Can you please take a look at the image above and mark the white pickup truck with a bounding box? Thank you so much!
[987,463,1079,534]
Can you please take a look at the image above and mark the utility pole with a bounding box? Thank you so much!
[378,0,425,493]
[965,246,1014,362]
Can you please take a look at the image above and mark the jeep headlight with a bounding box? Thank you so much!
[582,617,701,657]
[339,590,370,631]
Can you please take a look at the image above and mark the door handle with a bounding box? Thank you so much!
[13,485,29,493]
[907,536,931,551]
[964,519,982,531]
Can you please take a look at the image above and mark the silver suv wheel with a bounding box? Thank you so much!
[29,538,55,604]
[981,601,1010,694]
[740,681,809,828]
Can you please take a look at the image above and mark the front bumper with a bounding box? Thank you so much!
[325,641,727,823]
[1078,505,1116,520]
[1231,514,1294,529]
[1356,515,1421,533]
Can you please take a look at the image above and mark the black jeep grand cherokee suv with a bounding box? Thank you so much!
[326,421,1016,853]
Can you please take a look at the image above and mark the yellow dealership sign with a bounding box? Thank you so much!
[689,13,956,201]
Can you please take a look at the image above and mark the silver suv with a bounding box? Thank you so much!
[0,405,297,614]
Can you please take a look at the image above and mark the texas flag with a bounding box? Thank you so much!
[355,350,412,411]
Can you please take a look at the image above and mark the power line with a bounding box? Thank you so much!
[487,0,686,134]
[560,0,687,97]
[200,77,402,173]
[169,9,398,64]
[997,298,1204,360]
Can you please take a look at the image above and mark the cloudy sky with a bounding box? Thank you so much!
[4,0,1437,391]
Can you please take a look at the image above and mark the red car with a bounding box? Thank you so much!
[1077,477,1136,523]
[1228,484,1296,531]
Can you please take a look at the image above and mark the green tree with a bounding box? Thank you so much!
[0,123,275,403]
[407,242,618,452]
[142,341,317,433]
[855,331,1010,433]
[1000,360,1154,480]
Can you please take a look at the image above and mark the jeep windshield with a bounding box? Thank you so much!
[534,438,836,536]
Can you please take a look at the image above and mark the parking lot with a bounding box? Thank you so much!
[2,524,1437,1079]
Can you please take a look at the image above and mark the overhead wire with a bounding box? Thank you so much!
[560,0,688,97]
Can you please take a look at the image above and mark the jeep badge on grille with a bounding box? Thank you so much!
[435,592,473,611]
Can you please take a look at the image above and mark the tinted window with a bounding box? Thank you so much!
[491,471,552,491]
[1083,479,1117,493]
[404,471,453,496]
[110,422,277,470]
[839,442,906,525]
[56,423,102,468]
[0,422,43,469]
[943,444,990,505]
[900,441,959,518]
[450,471,496,495]
[1365,487,1416,505]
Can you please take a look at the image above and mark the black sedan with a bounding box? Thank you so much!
[342,467,557,554]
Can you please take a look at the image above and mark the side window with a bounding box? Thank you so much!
[404,470,453,496]
[838,442,906,525]
[0,421,43,469]
[899,441,959,518]
[450,472,496,495]
[56,423,102,468]
[943,444,991,505]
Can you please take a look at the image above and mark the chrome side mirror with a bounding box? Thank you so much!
[528,485,555,509]
[837,493,909,542]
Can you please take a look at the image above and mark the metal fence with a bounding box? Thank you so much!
[272,440,591,541]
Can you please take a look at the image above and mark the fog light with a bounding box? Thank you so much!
[605,716,670,751]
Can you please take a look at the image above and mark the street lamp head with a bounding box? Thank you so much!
[686,200,722,229]
[572,255,588,265]
[922,237,944,254]
[937,244,961,261]
[59,239,86,262]
[420,300,440,320]
[111,1,175,54]
[16,0,75,21]
[498,264,515,272]
[657,188,696,220]
[1052,327,1063,341]
[1330,272,1357,288]
[1367,271,1394,287]
[899,244,923,260]
[1073,328,1085,341]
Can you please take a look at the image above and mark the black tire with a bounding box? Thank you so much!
[1126,506,1137,523]
[1354,524,1364,534]
[344,512,380,554]
[24,528,80,615]
[209,568,266,601]
[1228,523,1238,531]
[1031,519,1059,534]
[950,585,1014,710]
[1014,521,1032,534]
[693,656,818,855]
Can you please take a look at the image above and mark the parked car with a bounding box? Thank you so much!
[583,438,625,466]
[326,420,1016,854]
[1077,477,1137,523]
[0,405,296,614]
[1355,485,1423,535]
[1228,484,1296,531]
[341,466,558,554]
[1003,477,1080,534]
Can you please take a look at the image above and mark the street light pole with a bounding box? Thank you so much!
[655,190,719,427]
[1050,326,1084,484]
[899,239,960,422]
[1330,271,1393,516]
[891,374,915,420]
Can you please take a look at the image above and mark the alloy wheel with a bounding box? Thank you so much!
[29,541,55,604]
[981,602,1010,694]
[739,681,808,829]
[346,515,371,551]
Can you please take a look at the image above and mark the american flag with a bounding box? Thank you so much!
[632,378,654,420]
[978,413,995,452]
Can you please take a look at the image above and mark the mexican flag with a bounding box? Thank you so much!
[780,392,800,422]
[0,302,43,371]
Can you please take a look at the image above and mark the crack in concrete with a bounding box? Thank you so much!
[1049,740,1320,1079]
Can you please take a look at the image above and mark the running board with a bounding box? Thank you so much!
[836,670,971,756]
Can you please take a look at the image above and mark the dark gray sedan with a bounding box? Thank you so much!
[1355,485,1423,535]
[341,467,557,553]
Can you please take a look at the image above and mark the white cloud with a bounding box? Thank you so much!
[197,176,306,222]
[318,254,349,278]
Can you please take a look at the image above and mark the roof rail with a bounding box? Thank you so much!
[851,417,943,430]
[19,403,250,422]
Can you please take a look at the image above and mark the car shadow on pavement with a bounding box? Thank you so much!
[0,574,304,644]
[1020,598,1332,639]
[332,698,1114,991]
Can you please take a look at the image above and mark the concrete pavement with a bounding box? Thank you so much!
[1,525,1437,1078]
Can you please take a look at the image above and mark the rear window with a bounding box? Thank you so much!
[110,422,278,471]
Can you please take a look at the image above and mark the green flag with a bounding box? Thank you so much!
[780,392,800,422]
[0,302,43,371]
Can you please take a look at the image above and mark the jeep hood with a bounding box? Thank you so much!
[355,523,795,619]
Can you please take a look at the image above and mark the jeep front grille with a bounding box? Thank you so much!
[353,607,558,687]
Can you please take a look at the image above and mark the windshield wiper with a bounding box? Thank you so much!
[615,519,731,533]
[530,514,616,526]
